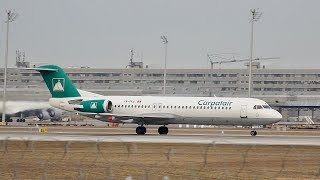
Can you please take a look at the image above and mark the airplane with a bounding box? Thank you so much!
[27,64,282,136]
[0,101,63,122]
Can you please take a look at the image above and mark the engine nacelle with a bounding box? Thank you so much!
[79,100,112,113]
[36,109,62,121]
[47,108,55,117]
[36,110,50,120]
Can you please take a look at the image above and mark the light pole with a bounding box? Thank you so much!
[2,10,18,124]
[248,9,262,98]
[161,35,168,95]
[207,54,214,97]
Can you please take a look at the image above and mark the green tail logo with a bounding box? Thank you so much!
[36,65,81,98]
[52,78,65,92]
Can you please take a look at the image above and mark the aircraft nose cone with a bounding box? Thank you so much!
[274,110,282,120]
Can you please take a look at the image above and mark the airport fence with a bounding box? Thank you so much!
[0,138,319,179]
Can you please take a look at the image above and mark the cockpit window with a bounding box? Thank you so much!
[263,105,271,109]
[253,105,263,109]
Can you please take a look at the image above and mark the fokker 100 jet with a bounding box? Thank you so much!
[27,65,282,136]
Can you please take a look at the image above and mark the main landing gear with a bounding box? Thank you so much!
[17,118,25,122]
[250,130,257,136]
[135,126,169,135]
[158,126,168,135]
[136,126,146,135]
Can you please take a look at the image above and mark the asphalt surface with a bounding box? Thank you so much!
[0,126,319,146]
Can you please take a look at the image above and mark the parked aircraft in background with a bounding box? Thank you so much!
[0,101,63,122]
[29,65,282,136]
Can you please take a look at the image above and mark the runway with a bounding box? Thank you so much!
[0,127,319,146]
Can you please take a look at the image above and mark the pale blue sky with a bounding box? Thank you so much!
[0,0,319,69]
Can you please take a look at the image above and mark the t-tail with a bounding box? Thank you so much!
[33,65,81,98]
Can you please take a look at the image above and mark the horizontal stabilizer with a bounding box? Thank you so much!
[23,68,58,72]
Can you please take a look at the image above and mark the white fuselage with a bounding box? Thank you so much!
[0,101,63,120]
[49,93,282,126]
[0,101,51,114]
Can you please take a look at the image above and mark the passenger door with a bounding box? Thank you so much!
[240,105,247,118]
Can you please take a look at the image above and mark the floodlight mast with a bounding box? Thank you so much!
[2,10,18,125]
[207,54,215,97]
[249,8,262,98]
[161,35,168,95]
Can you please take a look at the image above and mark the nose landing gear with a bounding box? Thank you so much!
[250,130,257,136]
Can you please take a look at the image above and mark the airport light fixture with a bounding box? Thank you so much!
[207,54,215,97]
[248,9,262,98]
[161,35,168,95]
[2,10,18,124]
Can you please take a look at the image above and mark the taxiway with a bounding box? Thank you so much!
[0,127,319,146]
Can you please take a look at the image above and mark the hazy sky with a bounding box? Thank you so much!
[0,0,319,69]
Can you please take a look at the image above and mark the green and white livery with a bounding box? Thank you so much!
[31,65,282,136]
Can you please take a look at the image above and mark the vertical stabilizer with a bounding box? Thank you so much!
[36,65,81,98]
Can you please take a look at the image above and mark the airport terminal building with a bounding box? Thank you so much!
[1,62,320,101]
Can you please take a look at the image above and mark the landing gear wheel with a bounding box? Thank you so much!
[250,130,257,136]
[17,118,25,122]
[136,126,146,135]
[158,126,169,135]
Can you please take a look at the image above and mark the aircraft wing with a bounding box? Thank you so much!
[78,112,179,125]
